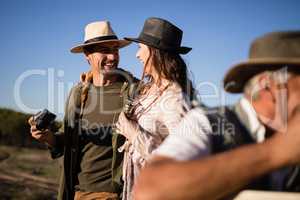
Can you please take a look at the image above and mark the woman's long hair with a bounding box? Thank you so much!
[141,46,196,104]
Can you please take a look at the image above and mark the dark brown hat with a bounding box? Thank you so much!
[125,17,191,54]
[224,31,300,93]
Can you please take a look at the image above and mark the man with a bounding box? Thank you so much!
[29,21,136,200]
[133,31,300,200]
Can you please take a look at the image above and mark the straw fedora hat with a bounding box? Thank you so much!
[125,17,191,54]
[70,21,131,53]
[224,31,300,93]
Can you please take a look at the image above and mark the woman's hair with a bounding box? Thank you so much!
[141,46,196,103]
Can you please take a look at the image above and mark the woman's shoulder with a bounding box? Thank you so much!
[162,82,181,93]
[159,82,189,107]
[161,82,185,99]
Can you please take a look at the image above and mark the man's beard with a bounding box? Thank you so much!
[98,60,118,74]
[96,60,119,81]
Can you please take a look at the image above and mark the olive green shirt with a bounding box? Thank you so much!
[75,82,124,193]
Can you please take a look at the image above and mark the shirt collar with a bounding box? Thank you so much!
[234,97,266,142]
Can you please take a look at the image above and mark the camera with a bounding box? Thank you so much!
[32,109,57,131]
[123,82,140,119]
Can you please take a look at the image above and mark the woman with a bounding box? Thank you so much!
[116,17,198,199]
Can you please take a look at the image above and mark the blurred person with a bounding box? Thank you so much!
[133,31,300,200]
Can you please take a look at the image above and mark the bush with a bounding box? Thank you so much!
[0,108,61,149]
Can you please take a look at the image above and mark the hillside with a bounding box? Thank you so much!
[0,145,59,199]
[0,108,60,199]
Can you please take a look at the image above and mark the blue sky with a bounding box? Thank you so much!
[0,0,300,118]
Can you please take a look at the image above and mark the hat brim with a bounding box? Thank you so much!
[70,39,131,53]
[223,58,300,93]
[124,37,192,54]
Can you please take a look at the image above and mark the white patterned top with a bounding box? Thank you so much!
[120,82,191,200]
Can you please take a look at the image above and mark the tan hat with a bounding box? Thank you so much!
[223,31,300,93]
[70,21,131,53]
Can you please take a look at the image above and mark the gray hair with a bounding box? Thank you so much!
[243,67,292,99]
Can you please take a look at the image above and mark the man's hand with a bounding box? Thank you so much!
[271,105,300,165]
[28,116,55,147]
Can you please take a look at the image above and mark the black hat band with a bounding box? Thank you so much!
[84,35,118,44]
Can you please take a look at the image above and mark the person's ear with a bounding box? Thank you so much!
[84,52,89,60]
[259,75,278,104]
[84,53,91,65]
[258,74,270,89]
